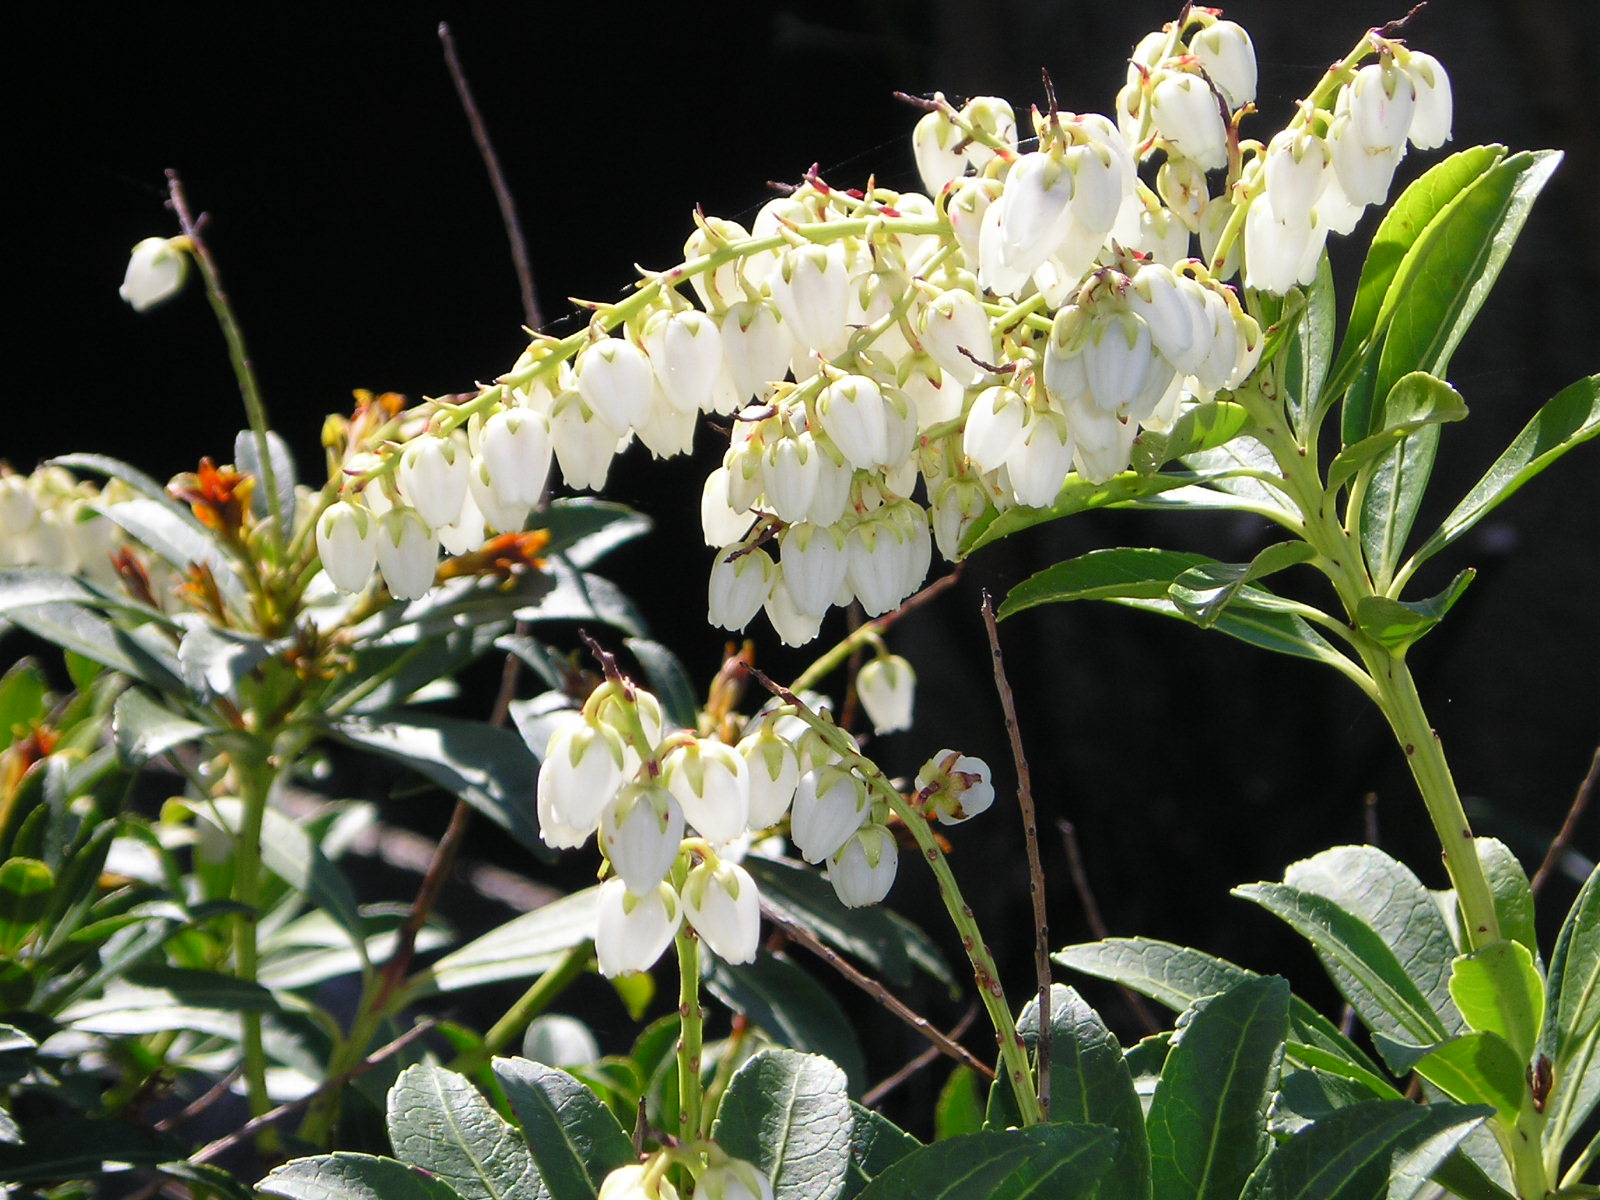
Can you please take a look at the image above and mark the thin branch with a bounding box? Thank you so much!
[980,591,1051,1121]
[1532,743,1599,895]
[192,1020,436,1163]
[861,1005,981,1107]
[153,1065,243,1132]
[762,901,994,1080]
[372,795,474,1012]
[438,22,543,331]
[1058,819,1163,1036]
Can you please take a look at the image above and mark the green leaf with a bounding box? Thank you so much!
[0,660,48,741]
[1181,437,1303,518]
[1053,938,1383,1080]
[386,1063,542,1200]
[514,558,646,637]
[99,497,245,605]
[407,888,597,997]
[1408,373,1600,573]
[1240,1098,1489,1200]
[327,709,545,857]
[1233,882,1452,1067]
[260,1152,469,1200]
[712,1049,853,1200]
[961,474,1201,556]
[1000,549,1210,618]
[935,1066,985,1139]
[1451,940,1545,1062]
[1546,864,1600,1065]
[1131,400,1254,473]
[1352,569,1475,652]
[1146,976,1289,1200]
[235,427,298,532]
[1477,842,1537,964]
[1330,145,1506,416]
[1168,542,1317,628]
[6,602,183,691]
[112,688,213,763]
[989,984,1151,1200]
[856,1125,1117,1200]
[845,1103,921,1200]
[493,1057,635,1200]
[1282,846,1461,1032]
[59,965,278,1036]
[1270,1068,1383,1135]
[0,1116,187,1182]
[178,621,283,700]
[50,452,209,530]
[1414,1031,1527,1122]
[1282,255,1337,442]
[536,498,652,568]
[624,637,699,732]
[1328,372,1468,494]
[0,858,52,954]
[705,953,867,1094]
[1110,594,1355,674]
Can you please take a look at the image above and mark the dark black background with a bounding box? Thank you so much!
[11,0,1598,1132]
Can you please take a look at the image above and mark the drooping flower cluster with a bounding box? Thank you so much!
[0,466,119,584]
[294,9,1451,644]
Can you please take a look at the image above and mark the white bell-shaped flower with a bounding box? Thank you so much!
[574,337,656,434]
[963,385,1030,474]
[1345,60,1416,155]
[815,375,891,471]
[978,151,1075,294]
[1064,394,1138,484]
[912,108,969,195]
[643,308,724,415]
[900,355,961,430]
[634,398,698,460]
[537,719,627,849]
[855,654,915,734]
[1126,264,1201,368]
[374,507,438,600]
[1148,72,1229,170]
[594,878,681,978]
[478,406,554,510]
[828,824,899,908]
[737,721,801,829]
[437,489,487,556]
[791,764,870,863]
[1156,156,1212,233]
[316,499,378,593]
[663,738,750,845]
[959,95,1018,171]
[931,476,989,561]
[1244,190,1328,294]
[918,289,995,389]
[709,545,775,632]
[760,431,821,523]
[1189,20,1257,112]
[947,177,1002,265]
[763,579,826,646]
[601,783,685,895]
[1006,409,1075,508]
[467,455,531,534]
[397,434,471,531]
[701,467,753,548]
[915,749,996,825]
[599,1163,680,1200]
[720,300,793,403]
[845,511,911,617]
[1262,129,1332,225]
[1402,52,1452,150]
[805,447,855,528]
[777,522,849,620]
[549,391,622,493]
[1083,308,1177,421]
[119,237,189,312]
[681,859,760,965]
[769,242,850,358]
[683,216,750,313]
[697,1157,775,1200]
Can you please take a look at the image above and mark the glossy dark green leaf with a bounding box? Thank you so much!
[1476,840,1537,963]
[1328,373,1467,494]
[386,1064,542,1200]
[354,572,555,646]
[1413,1032,1526,1122]
[1000,549,1210,618]
[0,858,52,954]
[1232,883,1449,1069]
[178,621,283,700]
[494,1057,634,1200]
[624,637,699,731]
[59,964,278,1036]
[713,1049,853,1200]
[1240,1098,1489,1200]
[7,602,183,691]
[514,558,645,637]
[844,1103,921,1200]
[1270,1068,1381,1135]
[260,1152,469,1200]
[1146,976,1289,1200]
[856,1125,1117,1200]
[1450,940,1544,1062]
[1546,863,1600,1065]
[1131,401,1253,474]
[99,498,244,604]
[50,452,208,531]
[0,1115,187,1182]
[0,660,48,742]
[1111,594,1355,675]
[705,952,867,1094]
[537,498,652,568]
[988,984,1151,1200]
[406,888,597,998]
[1281,255,1337,442]
[1169,542,1317,628]
[1352,569,1474,652]
[112,688,212,763]
[1181,437,1303,518]
[235,427,298,532]
[327,709,544,856]
[1408,373,1600,573]
[961,475,1200,556]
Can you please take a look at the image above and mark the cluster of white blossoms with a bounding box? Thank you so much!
[599,1153,775,1200]
[286,9,1450,642]
[0,467,119,584]
[536,667,988,978]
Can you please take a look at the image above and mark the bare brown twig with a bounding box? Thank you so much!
[1532,744,1599,894]
[861,1005,982,1108]
[980,591,1051,1120]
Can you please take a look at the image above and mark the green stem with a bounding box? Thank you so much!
[230,744,280,1154]
[449,945,589,1075]
[675,923,705,1144]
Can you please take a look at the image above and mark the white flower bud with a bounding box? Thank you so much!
[791,764,870,863]
[918,289,995,389]
[979,152,1075,295]
[947,177,1002,265]
[681,859,760,964]
[912,108,968,195]
[709,545,775,632]
[467,454,531,534]
[915,749,996,825]
[478,407,554,510]
[828,824,899,908]
[963,385,1030,474]
[119,237,189,312]
[0,475,38,536]
[931,476,989,561]
[1244,190,1329,295]
[1064,394,1138,484]
[697,1157,775,1200]
[1402,52,1452,150]
[777,522,849,620]
[437,489,487,556]
[1148,72,1229,171]
[1263,129,1332,225]
[805,447,855,528]
[1345,60,1416,154]
[663,738,750,845]
[397,434,471,531]
[701,467,752,548]
[549,391,622,493]
[816,375,892,471]
[316,499,378,594]
[643,308,724,415]
[1156,156,1212,233]
[684,216,750,313]
[1189,20,1257,111]
[575,337,656,433]
[598,1163,679,1200]
[537,720,626,848]
[374,507,438,600]
[769,242,850,358]
[763,578,826,647]
[720,300,794,404]
[1006,409,1075,508]
[594,878,681,978]
[760,430,821,523]
[737,721,801,829]
[855,654,915,734]
[601,783,684,895]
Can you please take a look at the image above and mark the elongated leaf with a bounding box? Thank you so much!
[1000,549,1208,618]
[235,427,298,531]
[1233,882,1449,1067]
[1181,437,1302,517]
[327,709,544,856]
[1169,542,1317,628]
[177,620,282,700]
[1408,373,1600,572]
[989,984,1151,1200]
[624,637,699,732]
[100,497,244,604]
[60,967,277,1036]
[50,452,206,530]
[515,558,645,636]
[0,660,48,741]
[260,1152,469,1200]
[1147,976,1289,1200]
[1450,940,1544,1062]
[112,688,212,762]
[1283,255,1336,442]
[1476,840,1537,963]
[538,498,652,567]
[1413,1032,1526,1122]
[1240,1098,1489,1200]
[962,473,1201,556]
[387,1064,541,1200]
[857,1125,1117,1200]
[1352,569,1474,652]
[1131,400,1254,474]
[494,1058,634,1200]
[0,858,52,953]
[7,602,182,690]
[1111,594,1356,675]
[705,953,867,1094]
[408,889,597,997]
[1328,373,1467,494]
[844,1103,920,1200]
[1053,938,1382,1078]
[713,1049,853,1200]
[1546,863,1600,1065]
[1330,145,1506,415]
[1358,419,1441,592]
[1282,847,1461,1034]
[0,1116,187,1182]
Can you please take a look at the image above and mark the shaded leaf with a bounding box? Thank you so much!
[50,452,206,531]
[1110,594,1355,674]
[0,1116,186,1182]
[0,858,52,954]
[1476,840,1537,963]
[1546,863,1600,1064]
[934,1067,984,1140]
[705,952,867,1095]
[857,1125,1117,1200]
[1352,569,1474,652]
[235,427,298,532]
[537,498,652,568]
[1168,542,1317,628]
[260,1152,469,1200]
[515,558,645,636]
[962,474,1201,557]
[713,1049,853,1200]
[1000,549,1210,618]
[1413,1032,1526,1123]
[625,637,699,732]
[100,498,244,604]
[407,889,597,998]
[845,1103,921,1200]
[0,660,49,741]
[7,602,182,690]
[494,1057,634,1200]
[178,620,282,700]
